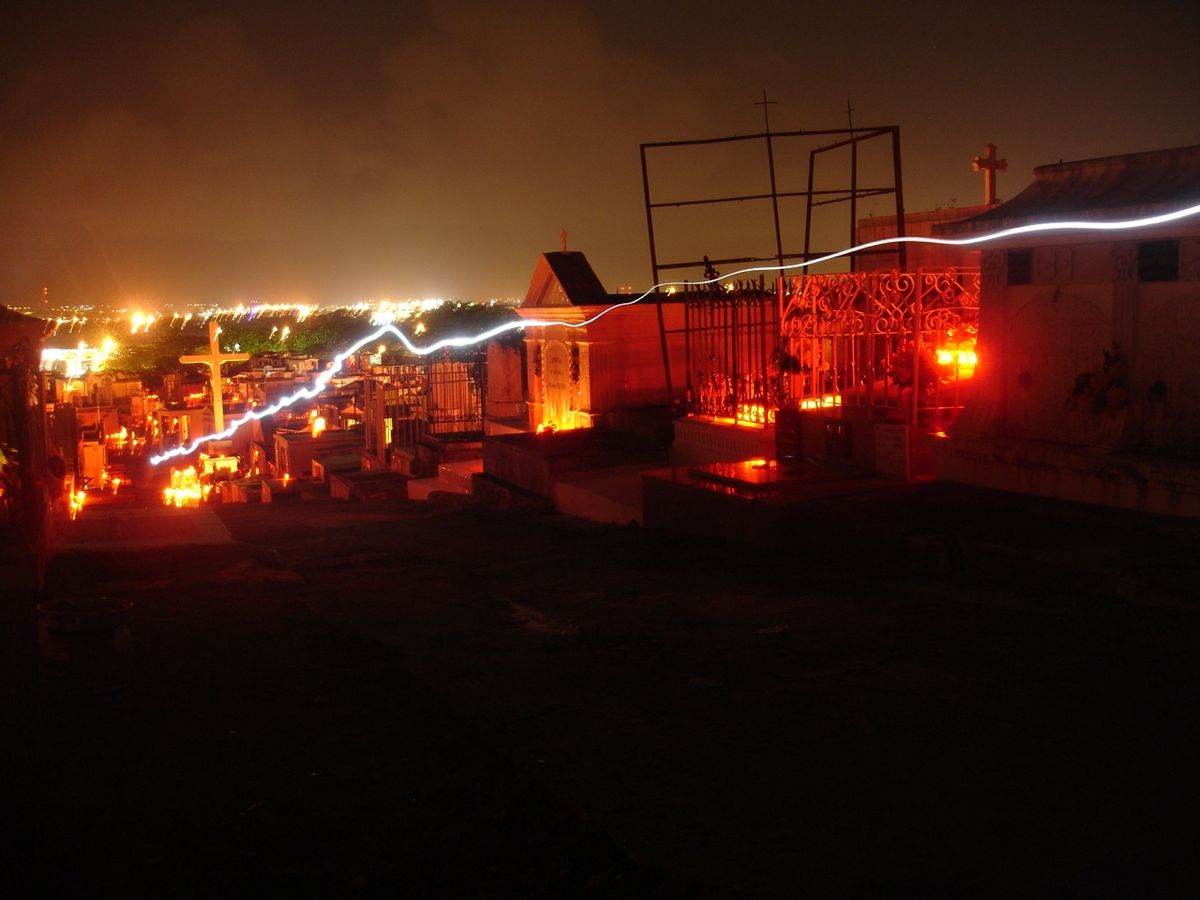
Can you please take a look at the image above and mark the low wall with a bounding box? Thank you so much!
[670,418,776,466]
[484,430,667,499]
[939,436,1200,517]
[329,471,411,502]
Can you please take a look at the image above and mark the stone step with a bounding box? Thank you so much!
[407,470,476,502]
[437,458,483,494]
[552,463,649,526]
[406,477,444,501]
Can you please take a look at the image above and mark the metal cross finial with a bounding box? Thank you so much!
[560,229,568,253]
[754,90,778,133]
[845,99,855,134]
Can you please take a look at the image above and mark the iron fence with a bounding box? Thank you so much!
[683,278,780,426]
[780,268,980,425]
[426,349,486,437]
[370,348,486,455]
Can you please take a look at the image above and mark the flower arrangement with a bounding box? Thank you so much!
[766,345,804,407]
[888,342,946,401]
[768,346,803,376]
[1067,343,1129,414]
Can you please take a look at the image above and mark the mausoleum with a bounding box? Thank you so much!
[937,144,1200,515]
[515,251,685,433]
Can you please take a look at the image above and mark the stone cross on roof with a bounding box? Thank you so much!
[180,320,250,434]
[972,143,1008,206]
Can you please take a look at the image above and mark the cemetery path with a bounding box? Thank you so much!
[10,490,1200,897]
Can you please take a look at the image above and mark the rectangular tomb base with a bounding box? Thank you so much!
[329,470,411,502]
[670,417,776,467]
[552,463,650,525]
[641,459,900,550]
[938,436,1200,517]
[687,458,792,493]
[262,478,305,503]
[484,429,668,500]
[408,458,483,501]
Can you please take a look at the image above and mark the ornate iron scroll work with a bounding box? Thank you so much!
[780,268,980,425]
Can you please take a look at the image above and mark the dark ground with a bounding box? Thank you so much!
[4,477,1200,897]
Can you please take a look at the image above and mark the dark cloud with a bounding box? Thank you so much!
[2,0,1198,308]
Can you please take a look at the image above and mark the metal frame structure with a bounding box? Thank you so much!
[640,123,905,401]
[640,125,905,283]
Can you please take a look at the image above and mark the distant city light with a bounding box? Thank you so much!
[130,311,157,334]
[41,337,119,376]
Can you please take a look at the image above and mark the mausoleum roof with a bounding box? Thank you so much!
[520,250,683,314]
[939,144,1200,234]
[521,251,610,307]
[543,251,610,305]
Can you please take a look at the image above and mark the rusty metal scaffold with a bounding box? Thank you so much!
[640,117,906,405]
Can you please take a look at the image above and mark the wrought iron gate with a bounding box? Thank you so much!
[371,348,486,456]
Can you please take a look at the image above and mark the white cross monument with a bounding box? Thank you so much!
[180,320,251,433]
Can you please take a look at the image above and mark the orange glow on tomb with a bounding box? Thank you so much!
[797,394,843,411]
[536,408,587,433]
[162,466,206,508]
[936,342,978,379]
[311,416,327,438]
[735,404,775,427]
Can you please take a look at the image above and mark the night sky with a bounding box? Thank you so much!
[3,0,1198,307]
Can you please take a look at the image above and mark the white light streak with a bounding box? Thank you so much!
[149,202,1200,466]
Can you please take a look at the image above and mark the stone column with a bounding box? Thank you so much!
[570,341,592,415]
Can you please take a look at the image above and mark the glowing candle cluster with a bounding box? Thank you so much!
[162,466,208,508]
